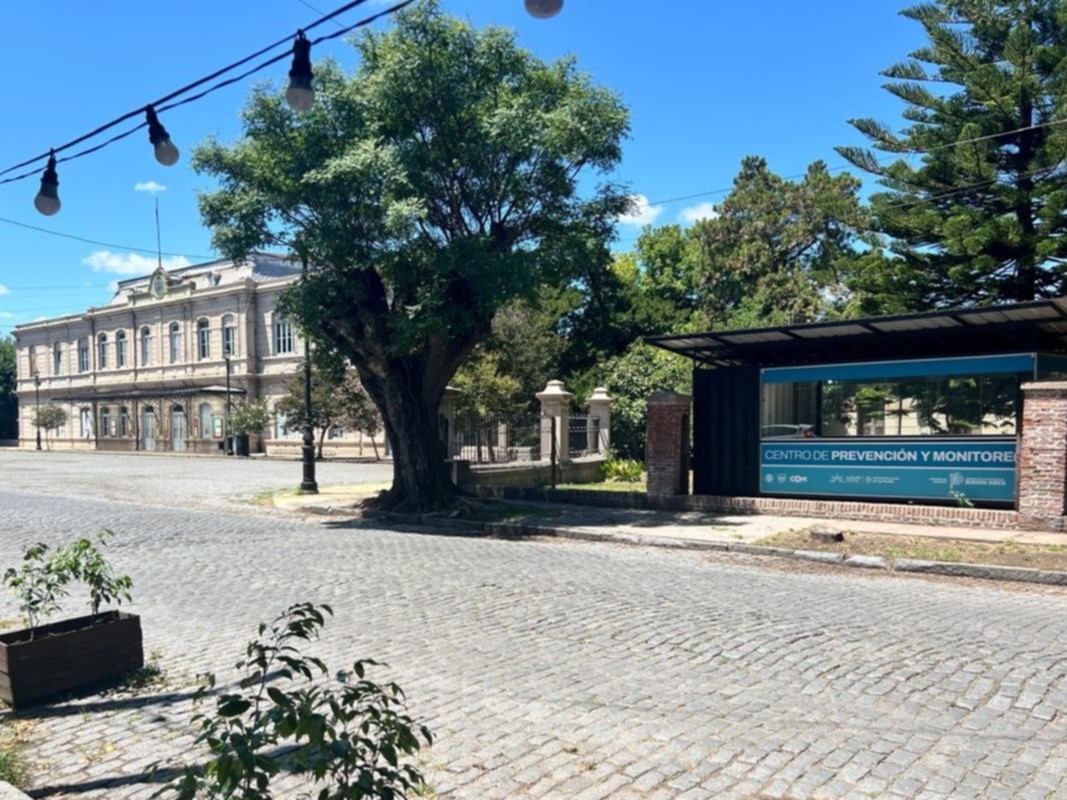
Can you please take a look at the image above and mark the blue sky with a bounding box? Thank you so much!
[0,0,924,335]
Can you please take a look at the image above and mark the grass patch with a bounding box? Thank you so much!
[556,480,647,493]
[462,503,563,523]
[761,527,1067,571]
[0,719,32,788]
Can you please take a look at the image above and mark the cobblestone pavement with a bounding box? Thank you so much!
[4,454,1067,798]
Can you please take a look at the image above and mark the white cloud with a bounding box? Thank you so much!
[82,251,190,276]
[617,194,664,228]
[134,181,167,193]
[679,202,720,224]
[0,312,14,319]
[0,283,8,296]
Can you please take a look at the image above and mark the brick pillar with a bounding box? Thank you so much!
[1018,382,1067,530]
[537,380,572,463]
[586,386,612,455]
[646,392,691,497]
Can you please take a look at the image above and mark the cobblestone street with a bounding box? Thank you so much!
[3,452,1067,798]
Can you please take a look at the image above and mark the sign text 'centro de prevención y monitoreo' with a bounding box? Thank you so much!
[759,440,1016,502]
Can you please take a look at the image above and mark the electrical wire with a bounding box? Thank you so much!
[0,0,412,184]
[0,215,213,260]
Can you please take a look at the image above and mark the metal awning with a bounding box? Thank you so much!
[646,298,1067,368]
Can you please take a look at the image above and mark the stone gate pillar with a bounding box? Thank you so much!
[1018,382,1067,530]
[537,380,572,463]
[646,392,691,497]
[586,386,612,455]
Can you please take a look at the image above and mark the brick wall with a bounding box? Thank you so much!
[645,392,691,497]
[1017,382,1067,530]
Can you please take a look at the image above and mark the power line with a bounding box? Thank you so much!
[0,215,213,260]
[642,117,1067,209]
[0,0,416,186]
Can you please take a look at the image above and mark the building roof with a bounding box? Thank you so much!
[646,298,1067,368]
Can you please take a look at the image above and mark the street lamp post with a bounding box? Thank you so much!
[33,373,41,451]
[300,254,318,493]
[224,351,232,456]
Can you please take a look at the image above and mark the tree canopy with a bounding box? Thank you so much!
[0,337,15,441]
[838,0,1067,307]
[194,1,629,510]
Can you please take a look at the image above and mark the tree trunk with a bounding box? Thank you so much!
[358,358,460,512]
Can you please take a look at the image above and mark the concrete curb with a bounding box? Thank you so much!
[304,505,1067,588]
[0,781,31,799]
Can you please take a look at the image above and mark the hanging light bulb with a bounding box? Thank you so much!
[287,31,315,112]
[145,106,180,166]
[34,151,61,216]
[525,0,563,18]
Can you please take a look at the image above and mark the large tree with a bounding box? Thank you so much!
[194,2,629,510]
[838,0,1067,307]
[690,157,869,328]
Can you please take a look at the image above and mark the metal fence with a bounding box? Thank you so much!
[569,415,600,459]
[449,413,550,464]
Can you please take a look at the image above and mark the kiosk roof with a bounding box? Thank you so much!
[647,298,1067,368]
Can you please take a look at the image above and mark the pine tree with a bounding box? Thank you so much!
[838,0,1067,308]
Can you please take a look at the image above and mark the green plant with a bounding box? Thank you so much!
[229,401,272,436]
[158,602,432,800]
[950,490,974,509]
[602,454,643,483]
[1,530,133,638]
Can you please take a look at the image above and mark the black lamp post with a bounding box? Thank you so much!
[33,373,41,451]
[224,351,232,456]
[300,253,318,493]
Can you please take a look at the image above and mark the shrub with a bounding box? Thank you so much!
[603,454,644,483]
[157,602,432,800]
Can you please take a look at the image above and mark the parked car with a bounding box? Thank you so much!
[761,424,816,439]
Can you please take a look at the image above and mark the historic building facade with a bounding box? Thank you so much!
[12,253,379,456]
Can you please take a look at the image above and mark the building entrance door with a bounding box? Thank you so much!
[171,405,186,452]
[142,407,156,451]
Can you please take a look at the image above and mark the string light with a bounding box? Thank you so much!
[287,31,316,112]
[525,0,563,18]
[13,1,555,216]
[145,106,180,166]
[33,152,60,217]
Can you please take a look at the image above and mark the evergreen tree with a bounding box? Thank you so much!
[838,0,1067,307]
[0,337,15,441]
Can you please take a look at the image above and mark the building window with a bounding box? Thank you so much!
[77,338,90,373]
[329,426,345,440]
[119,406,130,437]
[97,334,108,370]
[53,342,62,375]
[169,322,181,364]
[199,402,214,439]
[222,314,236,357]
[197,318,211,360]
[141,326,152,366]
[100,406,111,437]
[116,331,127,368]
[29,345,37,377]
[273,315,294,355]
[79,407,93,439]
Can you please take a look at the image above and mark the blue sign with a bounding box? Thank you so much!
[759,439,1016,502]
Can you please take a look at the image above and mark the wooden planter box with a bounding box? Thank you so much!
[0,611,143,709]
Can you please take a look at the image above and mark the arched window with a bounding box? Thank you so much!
[97,333,108,370]
[79,407,93,439]
[197,318,211,360]
[141,326,152,366]
[222,314,236,357]
[116,330,127,368]
[273,314,293,355]
[119,406,130,437]
[169,322,181,364]
[100,406,111,437]
[53,342,63,375]
[199,402,214,439]
[77,338,90,372]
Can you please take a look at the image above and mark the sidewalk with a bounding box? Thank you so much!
[270,483,1067,586]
